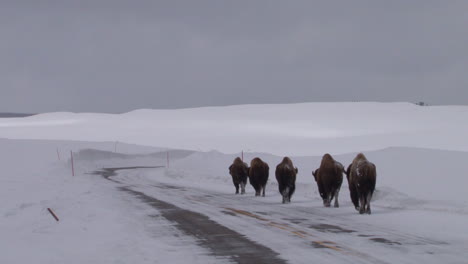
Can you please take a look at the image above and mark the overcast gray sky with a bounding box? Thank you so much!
[1,1,468,113]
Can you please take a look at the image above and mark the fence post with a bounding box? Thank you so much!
[166,151,169,168]
[56,148,61,161]
[71,151,75,176]
[242,150,244,162]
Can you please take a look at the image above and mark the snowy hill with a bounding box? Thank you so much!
[1,102,468,156]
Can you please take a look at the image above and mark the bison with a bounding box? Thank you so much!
[345,153,376,214]
[312,154,344,208]
[248,157,269,197]
[275,157,298,203]
[229,157,249,194]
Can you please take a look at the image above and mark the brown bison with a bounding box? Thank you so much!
[345,153,377,214]
[275,157,298,203]
[248,157,269,197]
[312,154,344,208]
[229,157,249,194]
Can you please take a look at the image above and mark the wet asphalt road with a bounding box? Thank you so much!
[93,167,287,264]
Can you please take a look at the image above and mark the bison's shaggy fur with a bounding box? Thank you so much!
[248,157,269,197]
[229,157,249,194]
[275,157,298,204]
[345,153,377,214]
[312,154,344,208]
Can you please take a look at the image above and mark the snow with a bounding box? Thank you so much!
[0,139,226,264]
[1,102,468,156]
[1,102,468,263]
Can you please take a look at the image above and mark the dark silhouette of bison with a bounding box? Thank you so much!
[275,157,298,203]
[248,157,269,197]
[229,157,249,194]
[345,153,377,214]
[312,154,344,207]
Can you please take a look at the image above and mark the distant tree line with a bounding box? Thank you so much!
[415,102,429,106]
[0,113,36,118]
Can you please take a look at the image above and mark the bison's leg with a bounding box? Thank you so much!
[289,185,295,203]
[282,187,289,204]
[349,185,360,211]
[324,193,332,207]
[262,185,266,197]
[254,184,261,196]
[232,178,239,194]
[279,185,285,203]
[250,178,259,196]
[334,189,340,208]
[240,181,246,194]
[359,194,366,214]
[366,192,372,214]
[322,196,328,207]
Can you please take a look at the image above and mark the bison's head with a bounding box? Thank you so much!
[312,169,319,181]
[344,164,352,181]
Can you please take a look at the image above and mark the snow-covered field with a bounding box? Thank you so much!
[1,102,468,263]
[1,102,468,156]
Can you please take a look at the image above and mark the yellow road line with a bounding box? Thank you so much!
[224,207,343,252]
[268,222,289,231]
[291,231,307,238]
[224,208,268,221]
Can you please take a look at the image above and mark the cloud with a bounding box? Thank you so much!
[1,1,468,113]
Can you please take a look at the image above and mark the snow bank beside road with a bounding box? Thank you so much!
[0,139,226,264]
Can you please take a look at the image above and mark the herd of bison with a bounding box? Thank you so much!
[228,153,377,214]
